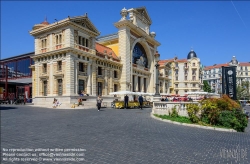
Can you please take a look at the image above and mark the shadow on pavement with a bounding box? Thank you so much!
[0,106,18,110]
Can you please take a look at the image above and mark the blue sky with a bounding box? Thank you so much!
[1,1,250,66]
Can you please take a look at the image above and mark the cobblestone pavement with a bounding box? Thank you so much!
[1,105,250,164]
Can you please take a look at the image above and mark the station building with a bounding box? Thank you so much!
[29,7,166,106]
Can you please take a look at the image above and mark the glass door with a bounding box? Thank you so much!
[58,79,63,96]
[98,82,102,96]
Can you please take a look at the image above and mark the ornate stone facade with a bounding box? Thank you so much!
[30,7,161,106]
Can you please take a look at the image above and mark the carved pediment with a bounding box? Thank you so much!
[135,7,152,24]
[70,15,100,36]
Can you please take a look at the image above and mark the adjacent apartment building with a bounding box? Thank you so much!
[203,56,250,94]
[158,50,203,96]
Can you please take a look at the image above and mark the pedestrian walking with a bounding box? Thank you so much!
[124,94,129,109]
[96,95,103,111]
[138,95,143,110]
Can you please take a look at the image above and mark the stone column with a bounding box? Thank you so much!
[134,75,138,92]
[118,26,131,91]
[65,53,75,96]
[109,69,113,92]
[104,69,108,95]
[49,61,54,96]
[36,64,39,97]
[92,60,97,96]
[87,62,92,95]
[163,80,166,93]
[75,60,78,95]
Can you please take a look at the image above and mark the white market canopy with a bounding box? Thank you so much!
[109,91,134,95]
[186,92,208,95]
[187,92,220,96]
[109,91,154,96]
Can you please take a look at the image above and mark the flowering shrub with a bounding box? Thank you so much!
[186,95,247,132]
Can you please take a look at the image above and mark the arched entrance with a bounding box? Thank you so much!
[132,43,148,68]
[131,42,150,93]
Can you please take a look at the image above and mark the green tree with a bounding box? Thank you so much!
[237,81,250,100]
[203,80,212,92]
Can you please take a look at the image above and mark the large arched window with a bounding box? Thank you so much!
[132,43,148,68]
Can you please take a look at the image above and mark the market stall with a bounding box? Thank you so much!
[109,91,153,109]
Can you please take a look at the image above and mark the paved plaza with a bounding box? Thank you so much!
[1,105,250,164]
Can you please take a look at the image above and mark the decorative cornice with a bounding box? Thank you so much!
[115,20,160,46]
[30,18,100,37]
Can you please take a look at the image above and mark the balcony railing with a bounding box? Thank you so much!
[41,48,47,53]
[97,74,104,78]
[78,71,87,76]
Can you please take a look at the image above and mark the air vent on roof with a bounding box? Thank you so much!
[103,50,107,53]
[109,52,112,56]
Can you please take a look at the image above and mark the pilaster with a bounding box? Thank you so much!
[104,69,108,95]
[109,69,113,93]
[118,26,131,91]
[92,60,97,96]
[65,53,75,96]
[87,62,92,95]
[75,60,78,94]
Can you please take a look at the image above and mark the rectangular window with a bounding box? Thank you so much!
[193,63,195,66]
[175,76,178,80]
[79,62,84,72]
[41,39,47,48]
[193,84,196,87]
[185,83,187,87]
[58,61,62,71]
[43,64,47,73]
[185,76,187,80]
[98,67,102,75]
[82,38,85,46]
[144,78,147,92]
[56,34,62,44]
[86,39,89,47]
[193,76,196,80]
[114,70,118,78]
[78,79,85,94]
[78,36,81,45]
[175,84,178,88]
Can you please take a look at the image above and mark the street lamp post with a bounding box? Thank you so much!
[155,62,160,96]
[153,51,161,102]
